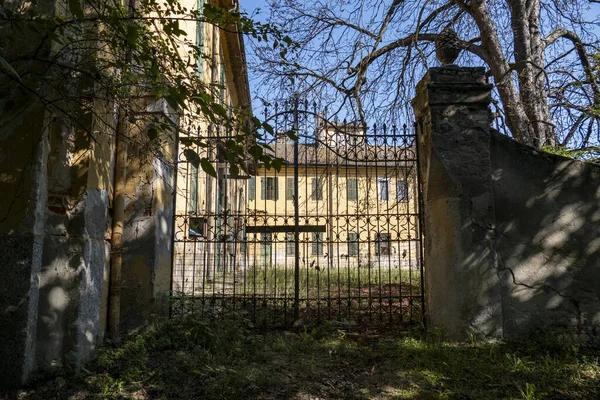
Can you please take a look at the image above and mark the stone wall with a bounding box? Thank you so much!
[413,66,600,341]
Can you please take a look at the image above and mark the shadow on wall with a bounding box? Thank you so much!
[490,131,600,340]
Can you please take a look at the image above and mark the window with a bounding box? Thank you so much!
[260,233,272,258]
[378,178,389,201]
[196,0,205,78]
[188,216,205,237]
[286,177,295,200]
[248,177,256,201]
[311,178,323,200]
[286,232,295,256]
[375,233,391,256]
[397,180,409,202]
[190,164,199,213]
[240,233,247,254]
[347,178,358,201]
[260,177,278,200]
[348,232,359,256]
[312,232,323,256]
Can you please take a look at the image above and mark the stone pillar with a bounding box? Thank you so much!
[412,66,502,340]
[119,97,177,331]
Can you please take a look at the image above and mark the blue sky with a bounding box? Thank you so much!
[240,0,267,19]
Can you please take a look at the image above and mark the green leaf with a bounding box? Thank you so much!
[272,157,284,172]
[164,95,180,111]
[184,149,200,169]
[200,158,217,178]
[0,55,21,82]
[68,0,85,21]
[263,123,274,135]
[248,145,263,160]
[212,103,228,118]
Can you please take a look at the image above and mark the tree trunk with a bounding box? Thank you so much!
[508,0,556,148]
[468,0,533,145]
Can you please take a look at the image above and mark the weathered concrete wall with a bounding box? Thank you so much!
[413,66,600,341]
[34,106,115,370]
[0,2,177,387]
[0,110,49,386]
[412,66,503,339]
[120,98,177,332]
[491,133,600,340]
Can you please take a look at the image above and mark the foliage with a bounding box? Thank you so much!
[0,0,290,173]
[541,144,600,164]
[6,316,600,399]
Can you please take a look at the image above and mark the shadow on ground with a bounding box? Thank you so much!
[3,316,599,400]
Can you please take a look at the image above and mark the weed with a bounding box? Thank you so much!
[7,317,600,400]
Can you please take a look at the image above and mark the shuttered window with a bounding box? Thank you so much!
[397,180,408,202]
[312,232,323,256]
[196,0,205,78]
[260,177,278,200]
[248,177,255,200]
[311,178,323,200]
[347,178,358,201]
[348,232,359,256]
[286,177,295,200]
[378,178,389,201]
[375,233,391,256]
[286,232,295,256]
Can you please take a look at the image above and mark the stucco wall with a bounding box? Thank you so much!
[120,99,177,332]
[491,133,600,339]
[413,66,600,341]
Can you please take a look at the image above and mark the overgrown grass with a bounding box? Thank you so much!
[209,265,421,297]
[6,317,600,399]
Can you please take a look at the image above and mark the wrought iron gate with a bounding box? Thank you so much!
[172,102,424,326]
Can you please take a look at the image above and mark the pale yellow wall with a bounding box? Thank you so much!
[245,165,421,267]
[172,0,252,294]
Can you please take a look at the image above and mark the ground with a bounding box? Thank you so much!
[4,317,600,400]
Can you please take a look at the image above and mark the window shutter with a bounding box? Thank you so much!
[274,177,279,200]
[248,177,255,201]
[196,0,205,78]
[287,178,294,200]
[347,179,357,201]
[312,178,323,200]
[348,232,358,256]
[378,179,389,201]
[260,177,266,200]
[397,180,408,201]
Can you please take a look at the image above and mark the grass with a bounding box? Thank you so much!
[5,317,600,400]
[204,264,422,298]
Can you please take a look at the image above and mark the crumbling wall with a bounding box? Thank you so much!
[491,133,600,340]
[413,66,600,341]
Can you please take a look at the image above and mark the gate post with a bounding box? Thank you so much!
[412,66,502,340]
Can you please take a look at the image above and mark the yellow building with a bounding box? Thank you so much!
[172,0,252,295]
[246,125,421,272]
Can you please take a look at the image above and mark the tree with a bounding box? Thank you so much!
[251,0,600,149]
[0,0,288,175]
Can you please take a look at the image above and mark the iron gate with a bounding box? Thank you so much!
[172,102,424,325]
